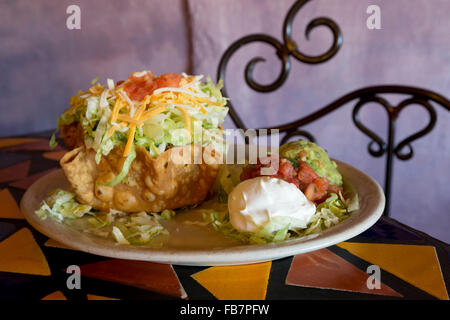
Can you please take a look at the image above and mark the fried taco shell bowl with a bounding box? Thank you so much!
[60,144,221,213]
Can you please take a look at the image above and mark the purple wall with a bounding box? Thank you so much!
[0,0,190,135]
[1,0,449,241]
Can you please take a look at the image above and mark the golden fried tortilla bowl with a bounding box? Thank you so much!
[60,144,222,213]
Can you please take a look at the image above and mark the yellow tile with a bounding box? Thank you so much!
[338,242,448,300]
[0,189,24,219]
[192,262,272,300]
[0,228,51,276]
[42,291,67,300]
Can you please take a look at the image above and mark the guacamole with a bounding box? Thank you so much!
[279,139,342,186]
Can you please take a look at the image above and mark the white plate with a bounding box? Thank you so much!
[20,160,384,266]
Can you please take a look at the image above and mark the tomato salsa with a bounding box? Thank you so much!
[240,156,343,204]
[122,71,183,102]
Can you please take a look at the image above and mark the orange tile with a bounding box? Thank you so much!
[43,150,67,161]
[42,291,67,300]
[0,160,31,183]
[79,259,186,298]
[0,138,43,149]
[286,248,401,297]
[2,140,62,152]
[9,168,58,190]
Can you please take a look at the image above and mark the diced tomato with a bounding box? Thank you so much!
[239,156,342,204]
[328,183,344,196]
[297,161,318,185]
[154,73,183,89]
[122,71,182,102]
[278,158,295,179]
[304,178,328,202]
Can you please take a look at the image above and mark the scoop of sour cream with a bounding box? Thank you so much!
[228,176,316,233]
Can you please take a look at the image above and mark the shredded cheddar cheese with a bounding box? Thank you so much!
[107,122,126,138]
[117,114,144,126]
[195,96,224,106]
[124,125,136,157]
[140,105,166,122]
[63,71,226,159]
[111,98,124,122]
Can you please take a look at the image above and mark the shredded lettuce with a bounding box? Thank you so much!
[87,215,109,229]
[112,226,130,245]
[203,191,359,245]
[113,212,169,245]
[57,112,76,127]
[160,209,176,220]
[103,145,136,187]
[199,77,227,104]
[35,189,171,246]
[202,211,294,244]
[212,164,245,203]
[49,132,58,149]
[298,192,352,236]
[56,73,229,186]
[35,189,92,221]
[60,74,229,160]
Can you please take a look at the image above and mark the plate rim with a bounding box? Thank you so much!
[20,160,385,266]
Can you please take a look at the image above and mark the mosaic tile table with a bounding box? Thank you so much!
[0,133,448,300]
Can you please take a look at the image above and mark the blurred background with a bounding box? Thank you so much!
[1,0,449,241]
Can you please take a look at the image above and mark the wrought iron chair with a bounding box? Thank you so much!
[216,0,450,216]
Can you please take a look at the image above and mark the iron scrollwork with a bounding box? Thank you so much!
[217,0,342,131]
[353,96,438,161]
[280,85,448,217]
[351,92,444,215]
[216,0,450,216]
